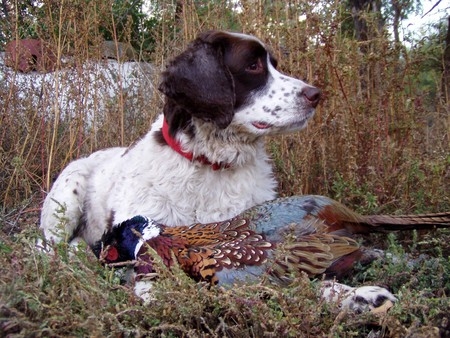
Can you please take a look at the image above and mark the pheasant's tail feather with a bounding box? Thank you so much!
[364,212,450,231]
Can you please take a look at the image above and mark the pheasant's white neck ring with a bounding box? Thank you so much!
[133,218,161,258]
[161,118,231,171]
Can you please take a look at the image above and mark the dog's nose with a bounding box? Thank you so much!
[301,86,321,108]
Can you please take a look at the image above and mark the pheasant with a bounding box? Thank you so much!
[92,195,450,308]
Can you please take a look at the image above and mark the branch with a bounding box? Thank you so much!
[421,0,442,19]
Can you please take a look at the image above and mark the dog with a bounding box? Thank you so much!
[40,30,321,247]
[40,31,398,311]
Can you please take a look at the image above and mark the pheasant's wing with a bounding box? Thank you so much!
[209,231,360,286]
[210,219,361,285]
[269,233,360,281]
[199,218,358,278]
[161,209,362,285]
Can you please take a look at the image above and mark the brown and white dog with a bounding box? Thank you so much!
[40,30,320,247]
[40,31,398,310]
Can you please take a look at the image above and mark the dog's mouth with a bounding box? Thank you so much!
[252,121,272,129]
[251,118,307,130]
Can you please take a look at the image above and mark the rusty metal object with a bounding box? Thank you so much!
[5,39,57,73]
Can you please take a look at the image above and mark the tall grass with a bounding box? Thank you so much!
[1,0,448,213]
[0,0,450,212]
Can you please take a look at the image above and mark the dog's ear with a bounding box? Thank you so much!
[158,36,235,129]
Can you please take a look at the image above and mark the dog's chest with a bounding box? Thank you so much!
[105,153,277,227]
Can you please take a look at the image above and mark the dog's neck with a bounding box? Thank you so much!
[162,118,231,170]
[161,117,264,169]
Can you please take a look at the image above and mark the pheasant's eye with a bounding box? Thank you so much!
[105,246,119,262]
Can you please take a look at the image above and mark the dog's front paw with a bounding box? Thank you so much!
[134,280,155,303]
[320,281,396,313]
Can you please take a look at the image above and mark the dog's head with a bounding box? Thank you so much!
[159,30,320,137]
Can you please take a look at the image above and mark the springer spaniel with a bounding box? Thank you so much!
[40,31,397,310]
[40,30,320,247]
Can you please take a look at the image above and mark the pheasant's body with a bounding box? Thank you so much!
[94,195,450,287]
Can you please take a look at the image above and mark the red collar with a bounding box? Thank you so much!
[161,119,230,171]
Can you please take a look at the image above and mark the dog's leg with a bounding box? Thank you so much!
[39,147,126,249]
[40,158,92,245]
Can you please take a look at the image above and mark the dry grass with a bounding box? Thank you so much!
[0,0,449,336]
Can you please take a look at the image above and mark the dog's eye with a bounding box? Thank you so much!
[245,59,263,74]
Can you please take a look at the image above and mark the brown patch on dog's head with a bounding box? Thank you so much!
[158,30,277,137]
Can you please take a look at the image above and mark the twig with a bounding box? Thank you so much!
[421,0,442,19]
[105,260,137,267]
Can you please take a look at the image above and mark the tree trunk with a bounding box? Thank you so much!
[391,0,402,45]
[349,0,384,51]
[348,0,384,98]
[442,16,450,106]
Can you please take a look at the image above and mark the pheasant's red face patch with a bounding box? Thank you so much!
[105,246,119,262]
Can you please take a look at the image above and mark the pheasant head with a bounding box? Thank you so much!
[92,216,161,265]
